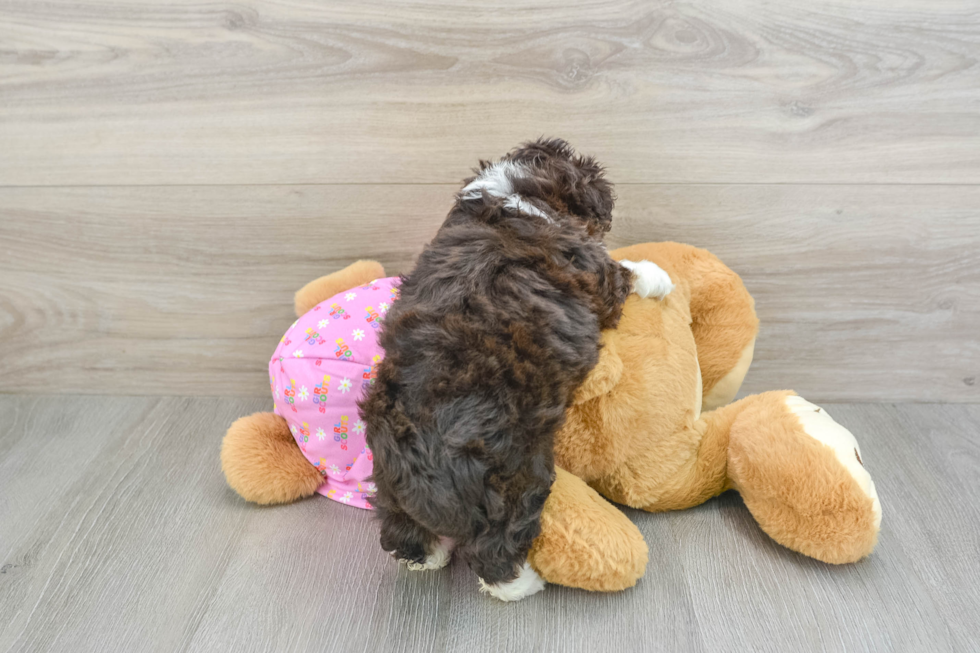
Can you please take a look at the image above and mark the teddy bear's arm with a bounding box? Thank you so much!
[611,242,758,408]
[552,337,632,479]
[294,260,386,317]
[574,335,623,405]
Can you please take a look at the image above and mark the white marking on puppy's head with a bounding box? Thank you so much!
[461,161,525,200]
[460,161,554,223]
[503,195,552,222]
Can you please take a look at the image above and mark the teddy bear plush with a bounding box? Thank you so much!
[221,243,881,597]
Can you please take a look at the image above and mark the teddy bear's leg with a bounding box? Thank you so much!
[221,412,325,504]
[526,467,648,595]
[294,260,386,317]
[727,391,882,564]
[589,396,750,512]
[678,246,758,410]
[611,242,759,411]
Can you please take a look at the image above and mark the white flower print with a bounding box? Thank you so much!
[298,386,309,401]
[290,319,298,330]
[329,464,341,476]
[339,492,353,504]
[338,377,352,393]
[353,420,365,435]
[316,427,326,441]
[352,329,365,341]
[345,292,357,301]
[365,482,377,494]
[318,319,328,329]
[379,302,389,313]
[274,383,280,400]
[290,425,298,435]
[293,349,304,358]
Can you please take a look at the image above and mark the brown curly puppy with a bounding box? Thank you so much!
[360,138,673,601]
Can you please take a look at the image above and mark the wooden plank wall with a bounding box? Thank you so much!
[1,0,978,401]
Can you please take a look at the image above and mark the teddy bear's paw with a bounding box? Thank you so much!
[621,259,675,300]
[784,395,882,529]
[399,537,454,571]
[478,561,547,602]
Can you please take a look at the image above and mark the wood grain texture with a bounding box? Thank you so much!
[1,184,977,401]
[1,1,977,650]
[612,185,980,403]
[1,0,979,185]
[1,396,978,652]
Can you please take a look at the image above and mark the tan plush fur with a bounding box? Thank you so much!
[728,391,880,564]
[544,241,880,578]
[221,245,880,595]
[221,412,324,505]
[528,468,648,591]
[610,242,759,404]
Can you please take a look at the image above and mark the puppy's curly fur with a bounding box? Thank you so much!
[360,138,633,586]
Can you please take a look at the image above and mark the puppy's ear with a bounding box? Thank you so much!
[567,156,615,232]
[574,336,623,404]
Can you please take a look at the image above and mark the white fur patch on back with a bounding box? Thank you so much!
[785,395,882,528]
[478,561,546,602]
[620,259,674,300]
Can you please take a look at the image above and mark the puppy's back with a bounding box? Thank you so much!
[362,211,602,570]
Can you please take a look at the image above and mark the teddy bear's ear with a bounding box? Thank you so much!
[574,336,624,404]
[294,260,386,317]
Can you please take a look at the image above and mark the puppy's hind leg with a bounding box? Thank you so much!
[378,508,453,571]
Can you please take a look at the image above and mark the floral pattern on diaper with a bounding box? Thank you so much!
[269,276,399,509]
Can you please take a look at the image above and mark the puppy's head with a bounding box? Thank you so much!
[504,138,615,235]
[459,138,615,236]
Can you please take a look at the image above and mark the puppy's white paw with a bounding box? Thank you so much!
[478,561,546,602]
[621,259,674,300]
[400,538,453,571]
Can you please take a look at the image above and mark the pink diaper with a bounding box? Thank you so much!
[269,276,399,509]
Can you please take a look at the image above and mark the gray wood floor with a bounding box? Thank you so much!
[1,395,977,653]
